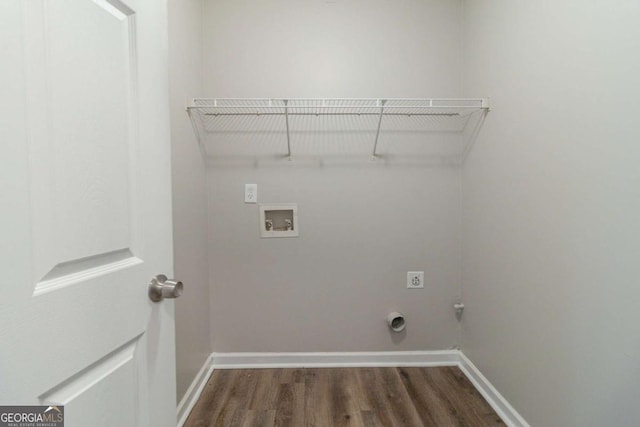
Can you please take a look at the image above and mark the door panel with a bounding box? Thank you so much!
[39,337,140,427]
[25,0,138,291]
[1,0,176,426]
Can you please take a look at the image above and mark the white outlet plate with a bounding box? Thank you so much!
[407,271,424,289]
[245,184,257,203]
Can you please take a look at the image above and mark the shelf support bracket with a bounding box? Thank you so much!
[371,99,387,160]
[186,107,207,161]
[284,99,292,161]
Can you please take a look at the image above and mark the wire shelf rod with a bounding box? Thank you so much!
[203,112,461,117]
[189,105,482,110]
[191,97,488,102]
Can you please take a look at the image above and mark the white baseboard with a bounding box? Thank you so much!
[176,350,528,427]
[458,352,530,427]
[176,354,215,427]
[210,350,460,369]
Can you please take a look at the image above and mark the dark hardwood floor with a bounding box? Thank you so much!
[184,367,506,427]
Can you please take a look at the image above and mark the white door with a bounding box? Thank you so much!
[0,0,177,426]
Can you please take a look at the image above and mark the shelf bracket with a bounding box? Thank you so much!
[371,99,386,160]
[186,107,207,161]
[284,99,292,161]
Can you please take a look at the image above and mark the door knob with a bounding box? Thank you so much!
[149,274,183,302]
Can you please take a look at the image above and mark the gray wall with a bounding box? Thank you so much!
[203,0,465,352]
[462,1,640,426]
[171,1,640,422]
[167,0,211,403]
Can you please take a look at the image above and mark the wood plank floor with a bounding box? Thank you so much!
[184,367,505,427]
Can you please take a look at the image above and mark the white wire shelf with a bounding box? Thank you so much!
[187,98,490,160]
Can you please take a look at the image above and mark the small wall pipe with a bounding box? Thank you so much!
[387,312,406,332]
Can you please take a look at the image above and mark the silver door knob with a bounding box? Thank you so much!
[149,274,183,302]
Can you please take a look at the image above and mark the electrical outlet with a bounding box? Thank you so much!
[245,184,257,203]
[407,271,424,289]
